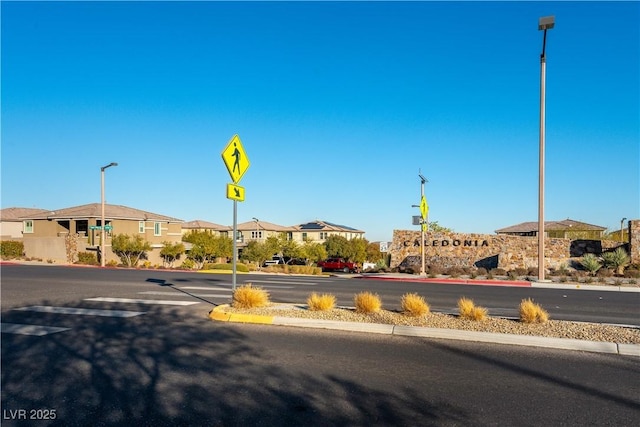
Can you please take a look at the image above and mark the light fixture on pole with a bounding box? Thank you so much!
[100,162,118,267]
[537,15,554,282]
[621,217,627,242]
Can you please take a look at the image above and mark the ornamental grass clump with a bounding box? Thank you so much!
[354,292,382,313]
[519,298,549,323]
[400,293,430,317]
[232,283,270,309]
[307,292,336,311]
[458,297,488,321]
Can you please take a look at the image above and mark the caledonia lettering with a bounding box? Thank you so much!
[404,239,489,247]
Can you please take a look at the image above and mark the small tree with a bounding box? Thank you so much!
[240,240,273,269]
[160,241,185,268]
[580,253,601,276]
[601,248,630,276]
[302,241,327,265]
[111,234,152,267]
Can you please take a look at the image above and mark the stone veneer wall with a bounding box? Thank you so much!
[389,228,634,272]
[630,220,640,264]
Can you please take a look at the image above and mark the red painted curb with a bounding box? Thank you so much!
[359,276,532,287]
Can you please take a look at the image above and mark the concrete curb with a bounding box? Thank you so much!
[209,305,640,357]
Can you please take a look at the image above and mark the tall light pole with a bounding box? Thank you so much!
[621,217,627,242]
[538,16,554,282]
[100,162,118,267]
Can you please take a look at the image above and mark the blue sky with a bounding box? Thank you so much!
[1,1,638,242]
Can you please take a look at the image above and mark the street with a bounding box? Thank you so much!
[1,265,639,425]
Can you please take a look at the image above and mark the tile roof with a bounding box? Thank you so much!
[0,207,49,221]
[236,220,291,232]
[182,220,231,231]
[495,219,606,233]
[18,203,183,222]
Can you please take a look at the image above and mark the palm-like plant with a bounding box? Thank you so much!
[601,248,630,276]
[580,253,601,276]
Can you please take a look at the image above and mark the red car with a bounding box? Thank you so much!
[317,258,360,273]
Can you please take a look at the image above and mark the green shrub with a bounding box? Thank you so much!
[601,248,630,275]
[0,241,24,258]
[580,253,601,276]
[77,252,98,265]
[180,258,196,270]
[203,262,249,272]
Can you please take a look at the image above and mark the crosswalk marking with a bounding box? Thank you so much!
[1,323,70,336]
[84,297,200,306]
[13,306,145,318]
[138,291,231,298]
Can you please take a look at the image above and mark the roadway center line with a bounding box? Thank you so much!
[1,323,71,336]
[84,297,200,306]
[13,306,145,317]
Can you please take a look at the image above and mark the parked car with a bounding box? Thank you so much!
[263,256,285,267]
[317,257,360,273]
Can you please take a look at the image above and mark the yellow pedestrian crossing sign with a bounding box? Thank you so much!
[221,134,250,183]
[420,195,428,220]
[226,183,245,202]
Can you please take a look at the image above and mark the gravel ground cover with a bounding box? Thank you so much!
[222,304,640,344]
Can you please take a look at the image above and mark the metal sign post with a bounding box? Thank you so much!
[221,134,250,292]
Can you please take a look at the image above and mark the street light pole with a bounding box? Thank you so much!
[621,217,627,242]
[100,162,118,267]
[538,16,554,282]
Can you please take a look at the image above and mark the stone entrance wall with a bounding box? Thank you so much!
[389,220,639,272]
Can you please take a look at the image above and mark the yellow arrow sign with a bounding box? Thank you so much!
[221,134,250,183]
[420,195,428,220]
[226,183,245,202]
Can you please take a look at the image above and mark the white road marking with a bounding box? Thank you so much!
[13,306,145,317]
[176,286,231,291]
[84,297,199,306]
[139,291,231,298]
[1,323,70,336]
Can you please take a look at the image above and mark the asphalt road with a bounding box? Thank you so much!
[2,304,639,425]
[2,264,638,326]
[2,265,639,425]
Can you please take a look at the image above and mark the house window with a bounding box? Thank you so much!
[251,231,262,239]
[154,222,161,236]
[302,232,308,241]
[320,232,328,240]
[139,221,145,233]
[23,220,34,234]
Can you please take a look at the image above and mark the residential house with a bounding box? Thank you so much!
[0,207,49,240]
[290,220,365,243]
[495,219,606,239]
[19,203,183,265]
[182,220,232,237]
